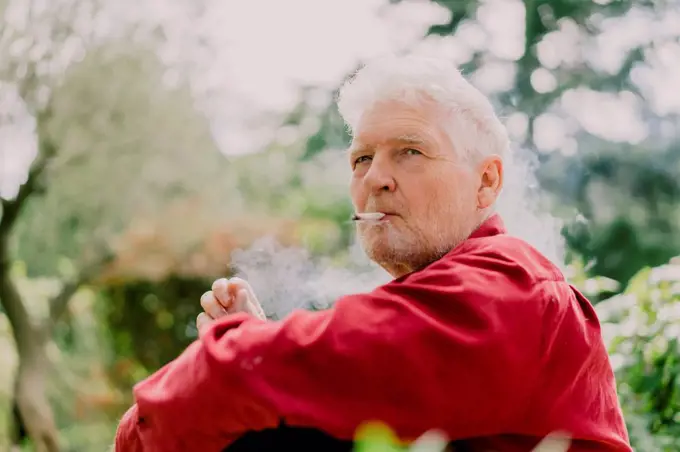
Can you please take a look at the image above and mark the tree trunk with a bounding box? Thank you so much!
[0,253,60,452]
[11,398,28,443]
[14,344,60,452]
[0,102,65,451]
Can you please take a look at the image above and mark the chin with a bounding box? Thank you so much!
[365,230,455,271]
[359,235,391,262]
[361,236,414,267]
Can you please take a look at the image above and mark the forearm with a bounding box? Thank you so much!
[116,313,279,451]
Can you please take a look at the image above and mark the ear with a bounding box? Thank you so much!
[476,155,503,210]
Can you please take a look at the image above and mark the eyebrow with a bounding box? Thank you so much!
[394,134,426,146]
[348,135,427,155]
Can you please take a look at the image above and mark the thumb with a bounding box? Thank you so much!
[234,287,265,319]
[246,298,267,320]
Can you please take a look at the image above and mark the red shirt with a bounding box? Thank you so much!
[115,215,631,451]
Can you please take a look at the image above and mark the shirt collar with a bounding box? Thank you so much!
[468,213,506,240]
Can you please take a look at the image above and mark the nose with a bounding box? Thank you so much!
[363,156,396,194]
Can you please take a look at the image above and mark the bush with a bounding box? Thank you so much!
[594,259,680,451]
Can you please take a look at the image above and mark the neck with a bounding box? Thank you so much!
[473,209,493,232]
[383,262,415,279]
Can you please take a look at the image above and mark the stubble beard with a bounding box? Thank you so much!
[359,220,466,277]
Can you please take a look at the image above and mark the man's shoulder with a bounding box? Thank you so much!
[437,233,602,329]
[389,232,574,322]
[442,232,566,286]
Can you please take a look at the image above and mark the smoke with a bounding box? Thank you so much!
[496,146,566,268]
[230,236,391,319]
[230,146,566,319]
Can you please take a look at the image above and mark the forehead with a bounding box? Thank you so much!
[350,100,447,148]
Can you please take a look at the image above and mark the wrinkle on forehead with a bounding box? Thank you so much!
[395,134,426,145]
[348,133,427,153]
[347,100,461,159]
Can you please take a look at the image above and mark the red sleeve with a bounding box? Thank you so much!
[115,253,544,451]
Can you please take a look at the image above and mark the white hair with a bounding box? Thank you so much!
[337,54,509,162]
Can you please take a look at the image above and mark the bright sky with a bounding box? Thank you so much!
[1,0,680,198]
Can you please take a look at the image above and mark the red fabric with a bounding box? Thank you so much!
[115,215,631,451]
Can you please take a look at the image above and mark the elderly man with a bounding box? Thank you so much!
[115,55,632,451]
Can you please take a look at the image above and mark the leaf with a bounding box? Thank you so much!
[408,430,448,452]
[353,421,403,452]
[531,433,571,452]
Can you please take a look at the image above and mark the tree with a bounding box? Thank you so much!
[0,0,223,449]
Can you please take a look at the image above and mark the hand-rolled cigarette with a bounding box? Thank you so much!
[351,212,386,221]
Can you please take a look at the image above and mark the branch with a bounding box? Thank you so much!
[0,258,37,346]
[0,109,56,345]
[0,104,57,237]
[46,248,115,332]
[0,157,45,236]
[48,273,91,327]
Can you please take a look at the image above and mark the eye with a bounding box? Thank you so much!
[404,148,422,156]
[354,155,372,166]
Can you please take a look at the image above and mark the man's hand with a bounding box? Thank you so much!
[197,277,266,335]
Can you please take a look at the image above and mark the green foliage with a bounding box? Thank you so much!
[546,143,680,285]
[12,43,226,278]
[588,260,680,450]
[353,422,448,452]
[0,269,125,450]
[301,103,352,161]
[351,422,570,452]
[101,276,209,384]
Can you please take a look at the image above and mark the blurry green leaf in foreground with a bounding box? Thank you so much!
[352,422,569,452]
[353,421,405,452]
[531,433,571,452]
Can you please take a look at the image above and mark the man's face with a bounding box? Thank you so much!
[349,99,497,277]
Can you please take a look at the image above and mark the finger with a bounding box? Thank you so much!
[212,278,232,308]
[196,313,212,337]
[232,288,249,313]
[247,298,266,320]
[227,277,260,304]
[227,278,265,319]
[200,291,226,318]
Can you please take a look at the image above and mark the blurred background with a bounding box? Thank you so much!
[0,0,679,450]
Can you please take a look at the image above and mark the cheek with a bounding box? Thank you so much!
[349,176,364,207]
[424,176,474,217]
